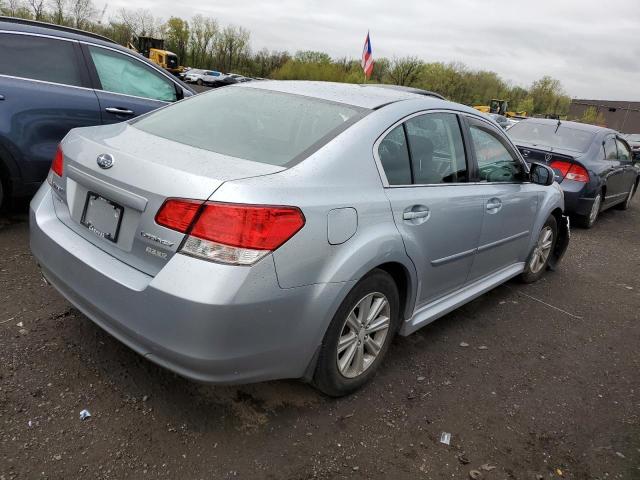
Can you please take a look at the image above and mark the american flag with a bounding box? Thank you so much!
[361,31,374,79]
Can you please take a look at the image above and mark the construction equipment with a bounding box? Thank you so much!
[129,36,182,75]
[473,99,527,118]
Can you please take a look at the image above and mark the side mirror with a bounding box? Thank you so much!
[529,162,555,186]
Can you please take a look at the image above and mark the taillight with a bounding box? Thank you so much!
[155,200,305,265]
[550,160,589,183]
[51,145,64,177]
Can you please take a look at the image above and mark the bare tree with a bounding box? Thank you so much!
[49,0,67,24]
[387,56,423,86]
[189,14,217,67]
[26,0,45,19]
[213,25,250,73]
[69,0,95,28]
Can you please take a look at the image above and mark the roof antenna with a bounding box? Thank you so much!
[555,119,561,133]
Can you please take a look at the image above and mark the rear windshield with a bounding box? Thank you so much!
[133,87,366,166]
[508,121,595,153]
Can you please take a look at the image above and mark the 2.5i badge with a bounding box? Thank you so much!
[145,246,167,259]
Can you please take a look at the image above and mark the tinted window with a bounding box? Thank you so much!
[378,125,412,185]
[470,125,524,182]
[508,121,595,153]
[134,87,365,166]
[88,46,176,102]
[603,137,618,160]
[616,139,631,162]
[405,113,467,184]
[0,33,84,87]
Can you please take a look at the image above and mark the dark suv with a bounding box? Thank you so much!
[0,17,195,207]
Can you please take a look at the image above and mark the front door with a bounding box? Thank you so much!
[81,44,179,124]
[464,116,540,281]
[377,112,484,306]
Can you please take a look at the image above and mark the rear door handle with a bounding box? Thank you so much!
[486,198,503,213]
[0,94,5,101]
[105,107,135,115]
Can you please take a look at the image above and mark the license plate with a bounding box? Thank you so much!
[81,192,123,243]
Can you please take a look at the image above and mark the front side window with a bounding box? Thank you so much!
[615,139,631,162]
[405,113,467,184]
[133,87,365,166]
[88,46,176,102]
[0,33,84,87]
[470,124,524,182]
[378,125,412,185]
[603,137,618,160]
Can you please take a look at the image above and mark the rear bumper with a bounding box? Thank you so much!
[30,185,347,384]
[558,180,595,217]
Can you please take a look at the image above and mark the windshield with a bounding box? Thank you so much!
[508,121,595,152]
[625,134,640,142]
[133,87,366,166]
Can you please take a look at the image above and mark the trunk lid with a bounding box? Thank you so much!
[52,123,284,276]
[515,142,578,182]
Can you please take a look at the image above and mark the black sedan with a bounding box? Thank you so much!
[508,119,639,228]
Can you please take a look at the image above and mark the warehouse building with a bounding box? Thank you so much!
[568,99,640,133]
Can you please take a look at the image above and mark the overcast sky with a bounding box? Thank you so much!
[107,0,639,100]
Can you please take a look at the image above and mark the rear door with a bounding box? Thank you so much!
[614,137,637,196]
[0,32,101,187]
[601,134,626,206]
[464,116,540,281]
[378,111,484,306]
[81,43,180,124]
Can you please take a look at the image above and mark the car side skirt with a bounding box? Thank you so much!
[399,262,525,336]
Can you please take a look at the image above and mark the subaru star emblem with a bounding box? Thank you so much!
[96,153,114,169]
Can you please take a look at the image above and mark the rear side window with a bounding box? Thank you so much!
[405,113,467,183]
[88,46,177,102]
[0,33,84,87]
[378,125,412,185]
[133,87,366,166]
[616,139,631,162]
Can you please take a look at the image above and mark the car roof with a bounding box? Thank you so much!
[518,117,616,134]
[0,16,117,46]
[237,80,453,110]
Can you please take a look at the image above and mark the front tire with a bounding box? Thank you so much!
[313,269,400,397]
[196,79,203,86]
[575,192,602,228]
[521,215,557,284]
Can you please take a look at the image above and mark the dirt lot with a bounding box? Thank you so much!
[0,197,638,480]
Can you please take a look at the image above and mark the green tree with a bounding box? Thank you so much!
[386,56,423,86]
[164,17,190,66]
[293,50,332,64]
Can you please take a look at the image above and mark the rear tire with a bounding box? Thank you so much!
[575,192,602,228]
[312,269,400,397]
[520,215,557,284]
[616,182,636,211]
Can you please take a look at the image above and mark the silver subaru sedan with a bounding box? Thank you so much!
[30,81,569,396]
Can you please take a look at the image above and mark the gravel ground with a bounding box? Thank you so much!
[0,197,638,480]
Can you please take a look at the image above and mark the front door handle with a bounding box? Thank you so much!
[0,94,5,101]
[105,107,135,115]
[486,198,503,213]
[403,210,429,220]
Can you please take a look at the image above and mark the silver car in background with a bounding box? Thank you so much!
[30,82,569,396]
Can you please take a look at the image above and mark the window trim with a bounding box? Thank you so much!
[373,109,473,188]
[464,114,530,184]
[614,136,631,163]
[0,31,92,89]
[602,134,618,161]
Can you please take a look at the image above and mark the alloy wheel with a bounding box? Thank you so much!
[336,292,390,378]
[529,226,554,274]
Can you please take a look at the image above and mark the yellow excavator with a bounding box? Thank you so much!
[128,36,183,76]
[474,99,527,118]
